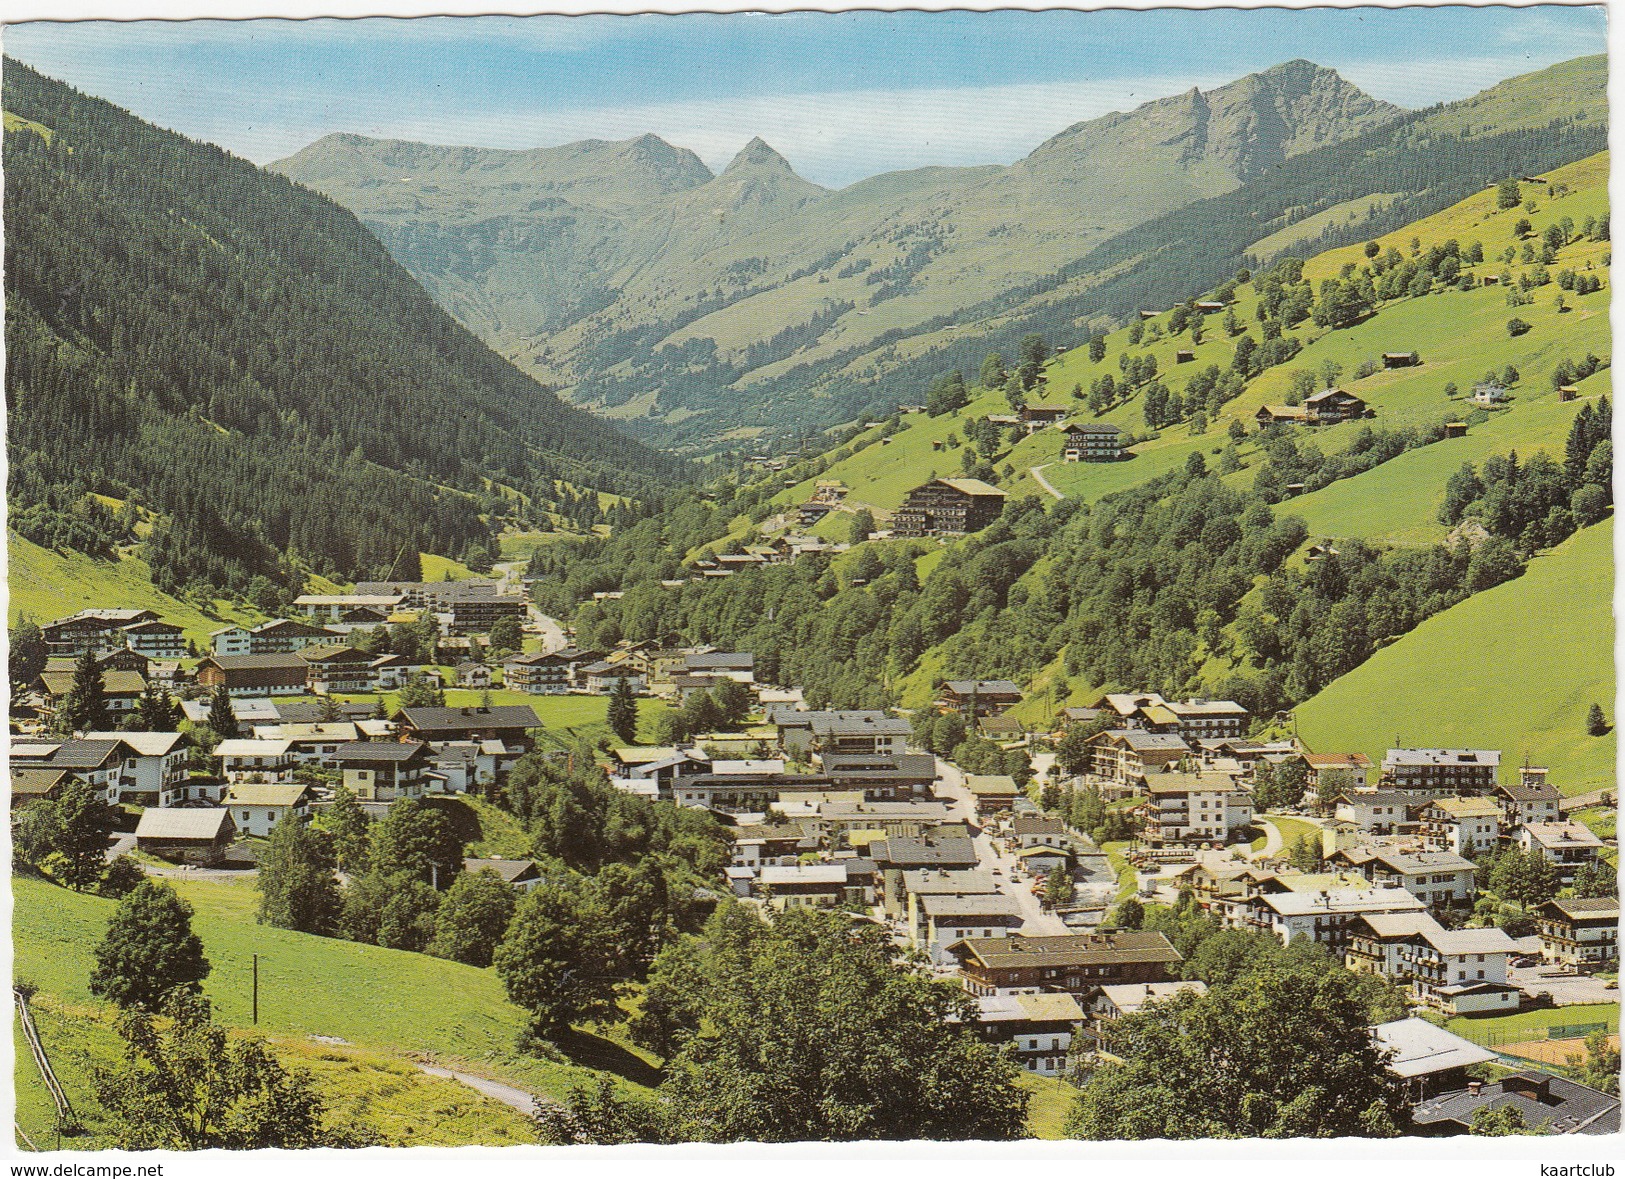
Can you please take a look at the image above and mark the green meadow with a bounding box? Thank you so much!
[1295,522,1615,793]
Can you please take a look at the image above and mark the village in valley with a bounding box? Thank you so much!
[10,516,1621,1140]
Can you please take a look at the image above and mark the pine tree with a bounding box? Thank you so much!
[206,684,238,737]
[89,880,211,1010]
[51,779,119,891]
[608,676,639,744]
[57,646,108,734]
[1586,702,1608,736]
[136,682,180,730]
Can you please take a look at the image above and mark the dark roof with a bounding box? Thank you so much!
[944,680,1023,696]
[955,931,1183,971]
[11,768,72,797]
[396,705,538,731]
[1011,815,1067,835]
[871,836,979,868]
[1497,782,1563,802]
[1412,1072,1620,1136]
[20,739,130,770]
[1539,897,1620,920]
[298,644,371,664]
[273,700,377,723]
[203,653,308,671]
[816,752,937,778]
[685,651,755,670]
[332,740,428,763]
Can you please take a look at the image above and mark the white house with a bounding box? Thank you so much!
[1514,822,1605,883]
[214,738,296,782]
[82,731,188,805]
[1237,886,1426,949]
[974,991,1087,1077]
[222,781,313,837]
[1093,980,1209,1023]
[915,892,1022,965]
[1348,911,1520,1015]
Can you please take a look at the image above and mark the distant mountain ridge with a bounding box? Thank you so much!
[271,59,1403,444]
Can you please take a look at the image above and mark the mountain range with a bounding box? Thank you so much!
[271,60,1407,445]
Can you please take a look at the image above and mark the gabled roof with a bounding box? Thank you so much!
[963,774,1020,795]
[1098,980,1207,1015]
[916,892,1021,918]
[38,669,147,698]
[1144,771,1244,796]
[1372,1017,1496,1078]
[395,705,539,730]
[136,807,234,841]
[934,477,1008,497]
[223,782,311,807]
[1496,781,1563,802]
[464,857,539,884]
[1303,752,1373,769]
[200,653,307,671]
[17,738,130,770]
[1010,815,1066,836]
[1425,796,1502,819]
[11,768,72,797]
[1539,897,1619,920]
[1519,821,1605,850]
[82,731,185,757]
[332,740,429,763]
[213,738,293,758]
[944,680,1022,696]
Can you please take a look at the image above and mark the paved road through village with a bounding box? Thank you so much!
[932,757,1069,936]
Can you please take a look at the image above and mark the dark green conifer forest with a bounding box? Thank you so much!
[3,60,682,595]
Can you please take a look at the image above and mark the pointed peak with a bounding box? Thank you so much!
[725,137,794,174]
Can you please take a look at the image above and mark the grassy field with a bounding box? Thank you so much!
[7,534,263,646]
[1447,1003,1619,1043]
[313,689,670,746]
[418,551,478,582]
[15,995,535,1150]
[12,873,661,1131]
[1295,522,1615,794]
[1016,1072,1077,1139]
[1262,816,1321,854]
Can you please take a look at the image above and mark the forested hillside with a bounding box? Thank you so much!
[3,59,680,598]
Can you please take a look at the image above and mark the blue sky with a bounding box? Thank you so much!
[3,6,1608,187]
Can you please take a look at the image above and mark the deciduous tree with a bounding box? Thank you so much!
[90,880,211,1011]
[257,816,342,935]
[429,868,518,967]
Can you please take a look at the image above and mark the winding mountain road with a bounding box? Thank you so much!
[1029,464,1064,500]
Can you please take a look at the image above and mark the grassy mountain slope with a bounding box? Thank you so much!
[764,150,1608,526]
[690,146,1611,777]
[12,873,659,1144]
[1294,521,1614,793]
[3,58,677,598]
[273,61,1400,448]
[6,533,262,645]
